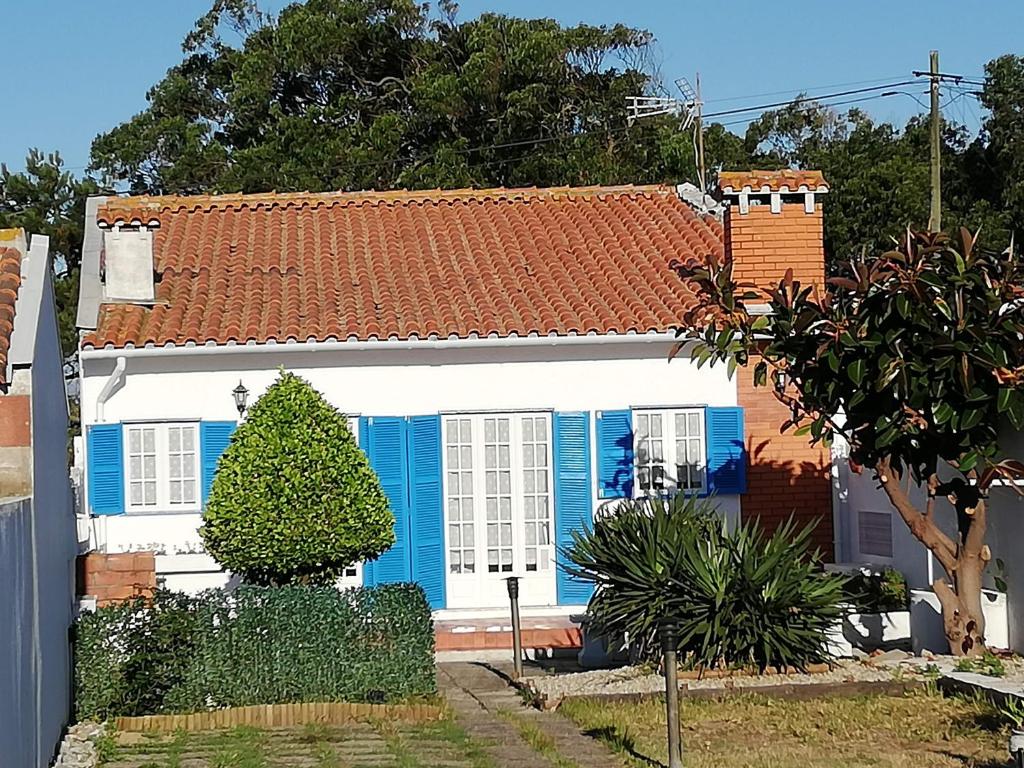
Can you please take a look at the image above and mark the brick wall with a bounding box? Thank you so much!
[77,552,157,606]
[726,203,825,291]
[0,394,31,497]
[725,195,833,554]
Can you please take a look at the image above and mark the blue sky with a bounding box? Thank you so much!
[2,0,1021,174]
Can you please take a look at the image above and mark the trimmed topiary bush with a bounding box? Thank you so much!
[565,494,847,671]
[201,370,394,585]
[73,584,435,719]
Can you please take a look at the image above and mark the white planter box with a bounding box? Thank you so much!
[827,611,911,657]
[910,588,1008,654]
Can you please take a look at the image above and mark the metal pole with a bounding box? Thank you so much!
[661,623,683,768]
[928,50,942,233]
[506,577,523,680]
[695,72,707,193]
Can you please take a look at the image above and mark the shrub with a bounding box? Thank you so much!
[565,495,846,671]
[73,590,198,720]
[201,370,394,585]
[841,567,908,613]
[73,584,435,719]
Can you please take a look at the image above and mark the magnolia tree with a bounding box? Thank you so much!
[201,371,394,585]
[678,228,1024,655]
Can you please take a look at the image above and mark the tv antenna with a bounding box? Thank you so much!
[627,73,706,191]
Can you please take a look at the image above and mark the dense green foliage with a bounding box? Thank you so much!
[681,229,1024,485]
[74,584,435,719]
[842,567,908,614]
[565,495,846,671]
[201,371,394,584]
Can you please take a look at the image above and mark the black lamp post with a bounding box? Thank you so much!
[505,576,524,680]
[661,621,683,768]
[232,380,249,416]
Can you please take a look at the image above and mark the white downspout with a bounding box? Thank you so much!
[95,356,126,423]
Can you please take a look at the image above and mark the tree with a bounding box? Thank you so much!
[678,228,1024,655]
[0,150,98,378]
[89,0,725,195]
[200,370,394,584]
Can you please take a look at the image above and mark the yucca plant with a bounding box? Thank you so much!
[564,495,721,657]
[564,495,846,671]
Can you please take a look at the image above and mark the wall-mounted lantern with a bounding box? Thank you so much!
[232,380,250,417]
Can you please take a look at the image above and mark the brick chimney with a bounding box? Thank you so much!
[718,170,834,555]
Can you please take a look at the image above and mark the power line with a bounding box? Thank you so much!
[702,74,909,105]
[701,80,918,120]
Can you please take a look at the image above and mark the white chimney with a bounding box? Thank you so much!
[103,226,155,302]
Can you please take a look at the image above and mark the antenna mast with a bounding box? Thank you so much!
[627,74,707,192]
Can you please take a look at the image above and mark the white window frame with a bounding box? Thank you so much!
[442,412,555,578]
[632,408,707,496]
[123,422,201,513]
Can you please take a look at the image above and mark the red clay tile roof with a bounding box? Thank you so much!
[718,170,828,193]
[0,245,22,384]
[83,185,724,349]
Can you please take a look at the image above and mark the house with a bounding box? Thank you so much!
[74,171,834,641]
[0,229,77,768]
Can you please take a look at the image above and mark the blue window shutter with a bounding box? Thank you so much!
[706,407,747,495]
[408,415,446,610]
[87,424,124,515]
[596,409,633,498]
[553,411,595,606]
[363,417,411,585]
[200,421,237,507]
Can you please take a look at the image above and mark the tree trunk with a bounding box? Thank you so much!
[873,460,989,656]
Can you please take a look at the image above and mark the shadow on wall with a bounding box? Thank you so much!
[743,437,834,554]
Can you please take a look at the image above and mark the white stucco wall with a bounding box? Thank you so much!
[81,340,741,588]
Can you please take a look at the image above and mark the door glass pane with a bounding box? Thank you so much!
[444,418,475,574]
[520,416,553,572]
[486,418,514,573]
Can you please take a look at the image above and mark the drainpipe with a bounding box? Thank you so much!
[95,356,126,423]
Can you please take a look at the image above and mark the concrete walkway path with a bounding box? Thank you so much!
[438,662,624,768]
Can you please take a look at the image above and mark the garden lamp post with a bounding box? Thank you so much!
[661,621,683,768]
[505,576,524,680]
[232,380,250,417]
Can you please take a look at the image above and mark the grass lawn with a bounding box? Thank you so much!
[559,689,1011,768]
[99,719,494,768]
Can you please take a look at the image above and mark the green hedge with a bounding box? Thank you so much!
[74,584,435,720]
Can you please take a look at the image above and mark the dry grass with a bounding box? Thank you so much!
[559,688,1010,768]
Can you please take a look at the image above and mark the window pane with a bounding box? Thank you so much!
[675,412,687,435]
[170,484,181,503]
[183,427,196,451]
[144,456,156,478]
[688,413,701,434]
[129,430,141,452]
[448,500,460,521]
[537,472,548,492]
[485,473,497,494]
[498,445,510,467]
[446,420,458,442]
[183,480,196,503]
[461,472,473,493]
[523,419,534,440]
[447,472,459,493]
[498,419,509,441]
[484,419,496,441]
[689,439,702,464]
[448,525,460,547]
[447,446,458,465]
[524,473,535,493]
[143,429,156,452]
[144,481,157,504]
[485,445,496,468]
[523,444,534,467]
[651,415,662,437]
[637,413,648,434]
[130,482,142,505]
[169,428,181,451]
[169,455,181,479]
[536,444,547,467]
[130,456,141,479]
[459,420,471,442]
[460,446,472,467]
[499,471,510,494]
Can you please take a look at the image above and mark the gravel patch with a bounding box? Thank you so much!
[525,660,908,700]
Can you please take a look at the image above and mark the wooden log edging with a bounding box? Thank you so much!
[114,701,446,732]
[529,679,927,710]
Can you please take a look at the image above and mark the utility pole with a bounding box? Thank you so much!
[928,50,942,233]
[695,72,707,193]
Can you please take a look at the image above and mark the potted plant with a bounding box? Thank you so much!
[826,565,911,656]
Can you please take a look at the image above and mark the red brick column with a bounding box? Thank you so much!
[77,552,157,606]
[737,366,834,555]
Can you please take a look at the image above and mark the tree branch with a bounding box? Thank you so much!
[874,458,958,574]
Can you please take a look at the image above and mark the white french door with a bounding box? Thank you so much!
[443,413,557,609]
